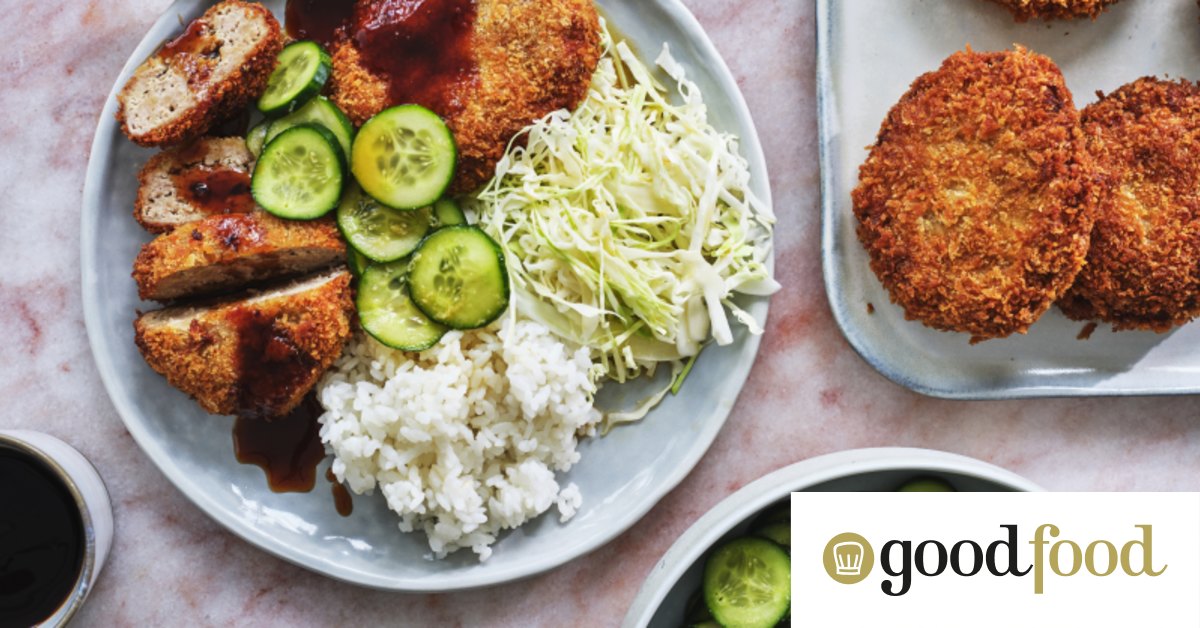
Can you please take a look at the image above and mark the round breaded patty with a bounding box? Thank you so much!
[988,0,1121,21]
[329,0,600,194]
[852,48,1098,342]
[1060,78,1200,332]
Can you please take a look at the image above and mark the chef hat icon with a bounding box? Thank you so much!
[833,541,865,576]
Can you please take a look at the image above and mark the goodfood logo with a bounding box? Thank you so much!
[823,525,1166,596]
[823,532,875,584]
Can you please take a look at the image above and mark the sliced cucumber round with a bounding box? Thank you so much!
[251,123,345,220]
[266,96,354,160]
[358,259,447,351]
[337,184,432,263]
[352,105,456,210]
[407,226,509,330]
[246,119,270,157]
[704,538,791,628]
[433,198,467,228]
[258,41,332,117]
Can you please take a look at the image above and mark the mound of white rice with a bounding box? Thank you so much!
[316,317,601,560]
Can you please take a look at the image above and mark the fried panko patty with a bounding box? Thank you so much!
[329,0,601,194]
[1059,78,1200,332]
[852,48,1099,342]
[988,0,1121,21]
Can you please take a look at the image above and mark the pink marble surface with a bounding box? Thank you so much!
[2,0,1199,626]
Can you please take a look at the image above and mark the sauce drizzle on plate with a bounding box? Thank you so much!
[326,467,354,517]
[233,394,326,493]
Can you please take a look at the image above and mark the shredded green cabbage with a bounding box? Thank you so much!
[474,20,778,384]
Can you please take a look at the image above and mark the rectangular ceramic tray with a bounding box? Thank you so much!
[817,0,1200,399]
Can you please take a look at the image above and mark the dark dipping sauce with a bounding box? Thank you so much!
[172,167,254,218]
[0,449,84,626]
[285,0,479,116]
[233,395,326,493]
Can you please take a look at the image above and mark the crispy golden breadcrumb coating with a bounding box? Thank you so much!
[852,47,1100,343]
[1060,78,1200,332]
[134,271,355,419]
[329,0,601,194]
[988,0,1121,21]
[133,213,346,302]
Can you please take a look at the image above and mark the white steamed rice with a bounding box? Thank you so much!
[316,317,601,560]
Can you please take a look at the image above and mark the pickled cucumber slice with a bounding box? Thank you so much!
[352,105,456,210]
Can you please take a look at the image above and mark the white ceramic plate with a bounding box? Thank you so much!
[81,0,771,590]
[818,0,1200,398]
[622,448,1042,628]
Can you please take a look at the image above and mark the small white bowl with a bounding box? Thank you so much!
[622,447,1041,628]
[0,430,113,626]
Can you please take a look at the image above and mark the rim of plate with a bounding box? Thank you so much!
[621,447,1043,627]
[80,0,773,591]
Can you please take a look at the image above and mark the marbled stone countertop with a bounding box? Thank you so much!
[1,0,1197,625]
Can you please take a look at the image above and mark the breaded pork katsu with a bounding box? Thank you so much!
[134,137,257,233]
[327,0,602,193]
[1059,78,1200,332]
[133,212,346,302]
[988,0,1121,21]
[134,270,355,419]
[852,48,1099,342]
[117,0,283,147]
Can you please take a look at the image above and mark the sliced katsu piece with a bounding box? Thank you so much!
[134,270,355,419]
[116,0,283,147]
[135,137,257,233]
[133,212,346,302]
[327,0,601,193]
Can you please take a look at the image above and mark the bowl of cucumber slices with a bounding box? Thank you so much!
[621,448,1042,628]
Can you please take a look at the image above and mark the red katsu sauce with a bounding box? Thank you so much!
[286,0,356,47]
[285,0,479,116]
[158,17,220,87]
[356,0,478,116]
[172,167,255,218]
[228,306,318,420]
[233,395,326,492]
